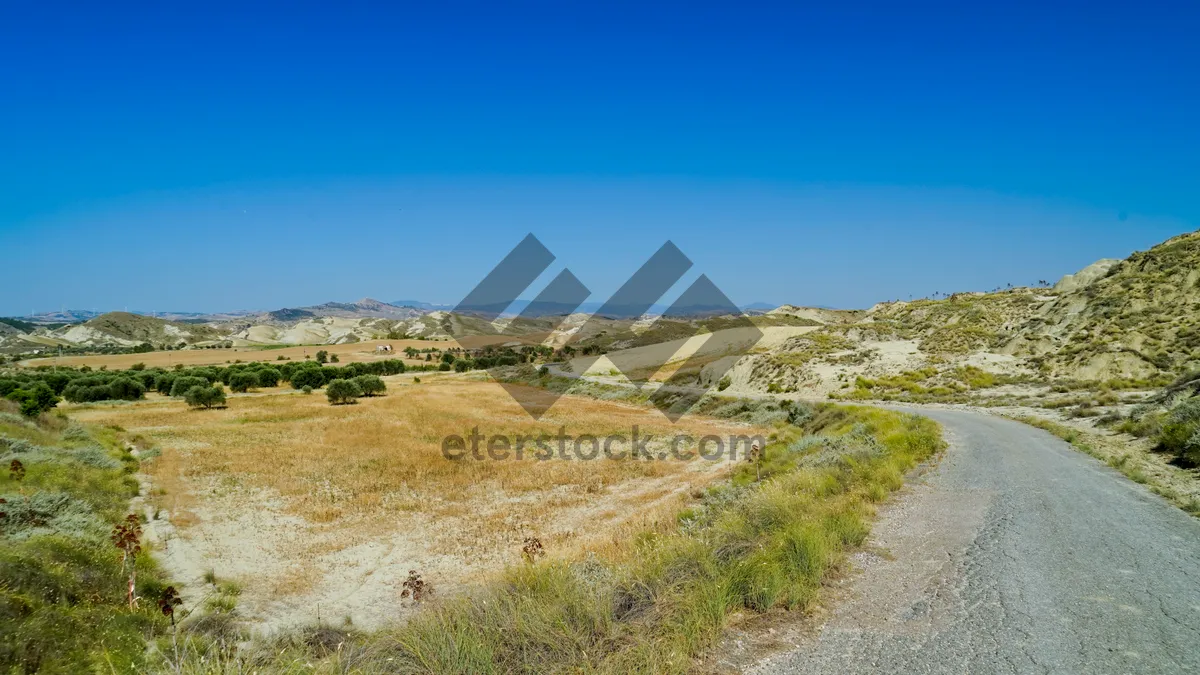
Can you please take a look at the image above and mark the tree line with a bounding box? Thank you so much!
[0,357,439,415]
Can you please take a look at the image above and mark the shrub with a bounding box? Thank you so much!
[290,367,326,390]
[228,372,258,393]
[353,375,386,397]
[256,368,281,388]
[169,376,208,398]
[325,379,362,405]
[184,385,226,409]
[62,383,111,404]
[106,378,146,401]
[1158,398,1200,465]
[154,374,174,394]
[301,385,313,395]
[315,350,329,364]
[5,382,60,417]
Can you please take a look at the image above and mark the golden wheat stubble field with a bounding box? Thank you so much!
[69,374,766,630]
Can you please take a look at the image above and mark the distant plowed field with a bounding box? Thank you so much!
[19,339,452,370]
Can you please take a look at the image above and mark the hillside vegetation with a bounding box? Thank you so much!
[733,229,1200,399]
[0,405,171,673]
[1007,231,1200,379]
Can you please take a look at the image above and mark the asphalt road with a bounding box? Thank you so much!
[751,408,1200,674]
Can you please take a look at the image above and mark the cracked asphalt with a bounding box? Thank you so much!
[750,408,1200,674]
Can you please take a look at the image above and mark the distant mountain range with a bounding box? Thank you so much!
[437,299,779,318]
[11,297,779,327]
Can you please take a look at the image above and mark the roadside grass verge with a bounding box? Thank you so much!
[0,402,171,673]
[155,400,944,673]
[1009,415,1200,517]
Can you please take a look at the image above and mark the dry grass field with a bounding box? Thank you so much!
[68,374,767,631]
[20,339,451,370]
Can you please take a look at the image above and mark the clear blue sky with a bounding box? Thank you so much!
[2,1,1196,315]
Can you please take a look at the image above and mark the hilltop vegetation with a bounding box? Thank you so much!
[729,229,1200,401]
[1008,230,1200,379]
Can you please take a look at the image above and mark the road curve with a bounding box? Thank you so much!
[751,407,1200,674]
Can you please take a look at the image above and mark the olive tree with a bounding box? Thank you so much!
[325,378,362,405]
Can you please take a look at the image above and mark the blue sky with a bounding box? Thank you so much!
[2,1,1196,315]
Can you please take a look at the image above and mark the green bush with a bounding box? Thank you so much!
[169,376,209,397]
[290,367,326,390]
[228,372,258,393]
[1158,398,1200,465]
[5,382,59,417]
[352,375,386,397]
[184,385,226,409]
[256,368,281,388]
[106,377,146,401]
[325,379,362,405]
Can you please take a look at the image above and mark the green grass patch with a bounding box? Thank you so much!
[1,412,172,673]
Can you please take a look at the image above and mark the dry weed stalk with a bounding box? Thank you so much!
[521,536,546,562]
[111,514,143,608]
[400,570,432,603]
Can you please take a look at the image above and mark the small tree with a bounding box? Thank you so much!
[5,382,59,417]
[184,385,226,409]
[108,377,146,401]
[326,379,362,405]
[291,367,325,390]
[256,368,282,388]
[169,376,209,397]
[228,372,257,393]
[330,354,340,363]
[316,350,329,364]
[353,375,386,397]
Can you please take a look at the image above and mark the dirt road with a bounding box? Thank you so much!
[750,408,1200,674]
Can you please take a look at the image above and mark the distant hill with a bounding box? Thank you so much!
[287,298,425,320]
[66,312,224,347]
[390,299,454,311]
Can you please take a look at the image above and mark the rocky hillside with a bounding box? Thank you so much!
[727,229,1200,397]
[1005,231,1200,379]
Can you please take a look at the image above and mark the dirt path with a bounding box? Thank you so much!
[748,408,1200,674]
